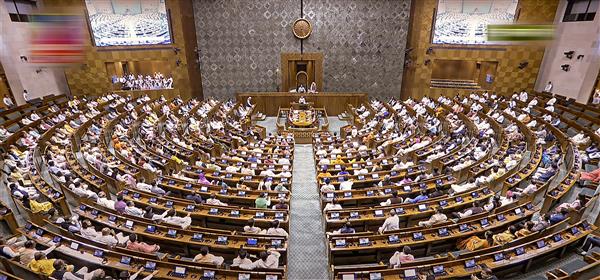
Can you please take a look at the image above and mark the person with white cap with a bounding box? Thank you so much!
[22,90,29,102]
[546,97,556,112]
[593,89,600,104]
[528,98,538,108]
[3,95,14,108]
[544,81,553,93]
[519,90,528,102]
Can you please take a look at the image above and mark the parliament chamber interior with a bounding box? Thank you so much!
[1,0,600,279]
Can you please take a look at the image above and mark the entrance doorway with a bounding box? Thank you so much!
[281,53,323,92]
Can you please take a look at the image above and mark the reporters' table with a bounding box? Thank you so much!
[236,92,368,116]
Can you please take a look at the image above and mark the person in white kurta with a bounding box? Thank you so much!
[378,209,400,233]
[544,81,553,93]
[160,209,192,229]
[232,250,253,268]
[193,246,224,266]
[266,220,289,237]
[418,208,448,227]
[239,248,281,270]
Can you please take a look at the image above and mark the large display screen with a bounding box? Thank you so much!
[85,0,172,47]
[432,0,518,45]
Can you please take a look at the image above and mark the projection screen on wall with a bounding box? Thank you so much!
[433,0,519,45]
[85,0,172,47]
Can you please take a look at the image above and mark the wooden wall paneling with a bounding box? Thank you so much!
[61,0,198,99]
[237,92,367,116]
[281,53,324,92]
[401,0,559,100]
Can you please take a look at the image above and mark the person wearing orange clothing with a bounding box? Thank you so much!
[458,231,494,251]
[317,167,332,183]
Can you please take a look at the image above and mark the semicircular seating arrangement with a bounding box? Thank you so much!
[313,93,599,280]
[0,91,599,280]
[1,93,295,280]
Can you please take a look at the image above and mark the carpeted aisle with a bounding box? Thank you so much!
[288,144,330,279]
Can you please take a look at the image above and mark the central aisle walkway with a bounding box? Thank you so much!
[288,144,330,280]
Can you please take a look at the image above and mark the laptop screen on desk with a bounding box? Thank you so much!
[174,266,186,276]
[144,261,156,271]
[247,238,258,246]
[369,272,382,280]
[404,269,417,279]
[203,270,215,278]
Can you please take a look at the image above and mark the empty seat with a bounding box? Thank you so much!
[576,118,592,127]
[5,111,20,120]
[560,259,589,274]
[580,186,596,196]
[7,123,20,133]
[584,110,600,118]
[562,112,576,120]
[566,127,579,137]
[585,163,598,172]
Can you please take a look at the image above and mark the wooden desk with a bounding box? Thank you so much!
[334,221,594,279]
[113,89,179,100]
[328,204,536,265]
[122,190,290,231]
[236,92,368,116]
[74,206,287,260]
[17,223,286,280]
[324,188,493,231]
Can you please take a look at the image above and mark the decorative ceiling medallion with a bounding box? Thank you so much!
[292,18,312,39]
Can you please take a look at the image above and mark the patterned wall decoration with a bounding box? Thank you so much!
[401,0,559,100]
[61,0,198,99]
[194,0,299,99]
[194,0,411,99]
[303,0,411,97]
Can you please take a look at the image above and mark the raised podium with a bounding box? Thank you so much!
[273,99,327,143]
[238,92,367,143]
